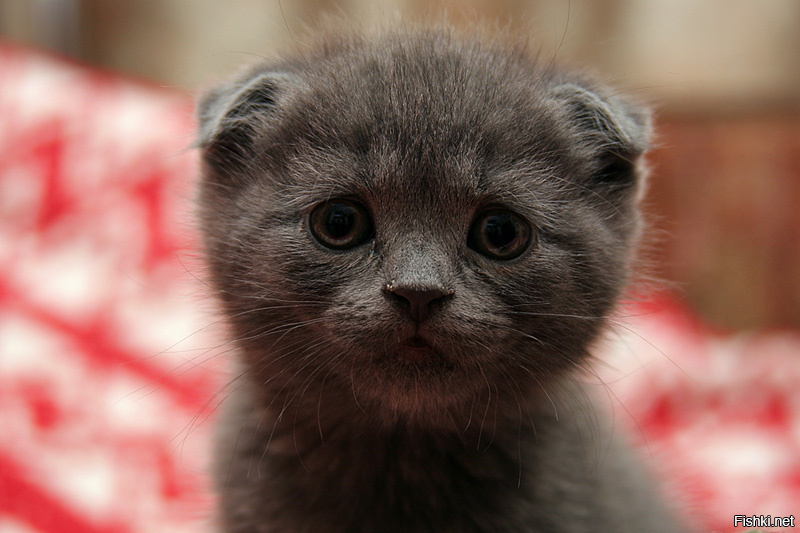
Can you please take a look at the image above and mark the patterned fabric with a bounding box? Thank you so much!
[0,44,215,533]
[0,43,798,532]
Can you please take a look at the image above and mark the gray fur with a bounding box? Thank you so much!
[197,29,684,532]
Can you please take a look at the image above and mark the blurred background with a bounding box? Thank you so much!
[4,0,797,331]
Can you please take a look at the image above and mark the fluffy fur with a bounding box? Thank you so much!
[197,28,682,532]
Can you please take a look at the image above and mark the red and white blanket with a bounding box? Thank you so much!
[1,44,798,532]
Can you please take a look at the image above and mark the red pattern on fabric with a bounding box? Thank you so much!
[0,454,128,533]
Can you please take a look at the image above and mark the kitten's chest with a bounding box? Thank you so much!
[261,433,537,533]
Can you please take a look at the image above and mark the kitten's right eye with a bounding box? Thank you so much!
[309,200,374,250]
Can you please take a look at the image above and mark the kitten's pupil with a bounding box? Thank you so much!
[469,209,532,260]
[325,204,356,238]
[485,214,516,247]
[310,200,373,250]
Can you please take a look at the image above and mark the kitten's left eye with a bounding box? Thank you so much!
[309,200,374,250]
[468,209,533,260]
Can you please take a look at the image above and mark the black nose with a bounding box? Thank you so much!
[385,283,452,322]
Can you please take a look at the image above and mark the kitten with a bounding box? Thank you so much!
[197,28,684,533]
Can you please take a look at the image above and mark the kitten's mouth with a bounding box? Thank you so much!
[395,335,440,364]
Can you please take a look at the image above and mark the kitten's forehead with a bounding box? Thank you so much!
[283,142,481,214]
[278,39,561,212]
[283,135,551,223]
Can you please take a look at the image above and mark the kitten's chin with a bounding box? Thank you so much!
[349,338,486,423]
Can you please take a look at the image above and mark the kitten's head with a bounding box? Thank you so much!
[197,30,650,424]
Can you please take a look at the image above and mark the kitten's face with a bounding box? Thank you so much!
[198,32,649,420]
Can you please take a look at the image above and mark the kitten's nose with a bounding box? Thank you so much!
[385,283,452,322]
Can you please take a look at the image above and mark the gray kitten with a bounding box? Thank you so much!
[197,28,684,533]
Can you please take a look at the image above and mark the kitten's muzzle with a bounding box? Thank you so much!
[394,335,443,364]
[385,282,454,322]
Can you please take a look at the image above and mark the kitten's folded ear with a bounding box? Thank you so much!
[196,70,299,168]
[551,83,652,192]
